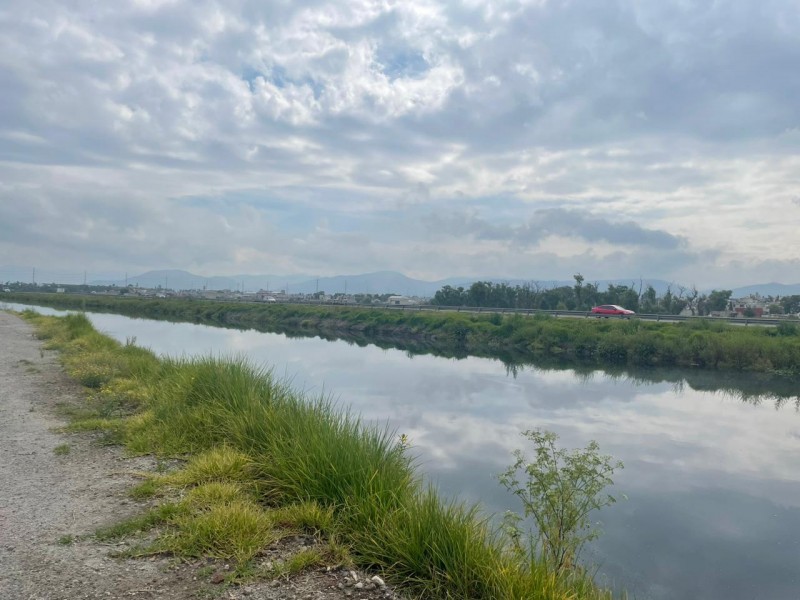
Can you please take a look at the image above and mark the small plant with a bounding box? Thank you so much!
[195,565,215,578]
[129,479,161,500]
[95,503,185,541]
[53,443,71,456]
[57,534,75,545]
[268,547,324,578]
[498,429,623,574]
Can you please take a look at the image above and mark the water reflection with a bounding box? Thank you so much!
[4,303,800,599]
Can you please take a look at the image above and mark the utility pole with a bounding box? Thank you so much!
[125,272,128,287]
[32,267,35,284]
[83,270,87,285]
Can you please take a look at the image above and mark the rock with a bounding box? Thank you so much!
[370,576,386,588]
[210,571,226,584]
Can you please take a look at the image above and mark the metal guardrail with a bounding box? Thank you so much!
[357,303,785,326]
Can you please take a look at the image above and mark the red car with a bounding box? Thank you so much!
[590,305,635,317]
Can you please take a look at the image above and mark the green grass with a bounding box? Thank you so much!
[24,311,617,600]
[9,292,800,376]
[128,479,161,500]
[160,499,277,562]
[53,443,71,456]
[95,503,187,541]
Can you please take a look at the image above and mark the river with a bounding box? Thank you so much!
[4,303,800,599]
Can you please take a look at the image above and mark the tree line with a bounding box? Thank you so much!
[430,275,758,316]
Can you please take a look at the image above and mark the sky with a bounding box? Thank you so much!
[1,0,799,287]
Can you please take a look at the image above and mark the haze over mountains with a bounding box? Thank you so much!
[94,269,683,297]
[4,266,800,298]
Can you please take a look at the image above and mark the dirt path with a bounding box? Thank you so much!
[0,311,403,600]
[0,311,216,599]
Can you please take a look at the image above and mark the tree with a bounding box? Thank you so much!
[466,281,492,307]
[573,274,585,310]
[768,304,783,315]
[707,290,733,312]
[683,285,700,316]
[432,285,465,306]
[781,295,800,316]
[498,429,623,574]
[517,281,543,309]
[639,285,658,313]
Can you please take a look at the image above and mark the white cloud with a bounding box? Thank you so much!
[0,0,799,285]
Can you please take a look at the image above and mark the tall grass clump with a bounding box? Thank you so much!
[126,357,278,454]
[21,312,616,600]
[240,396,418,520]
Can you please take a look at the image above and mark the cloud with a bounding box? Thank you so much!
[427,208,687,250]
[0,0,798,285]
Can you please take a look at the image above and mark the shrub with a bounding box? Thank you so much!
[498,429,623,574]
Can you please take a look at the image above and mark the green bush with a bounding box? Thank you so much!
[498,430,623,574]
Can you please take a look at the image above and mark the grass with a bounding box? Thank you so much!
[21,311,618,600]
[8,292,800,376]
[53,443,71,456]
[95,503,187,542]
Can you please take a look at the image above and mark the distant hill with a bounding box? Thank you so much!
[91,270,312,292]
[91,269,451,295]
[730,283,800,298]
[90,269,680,297]
[289,271,450,295]
[6,264,799,298]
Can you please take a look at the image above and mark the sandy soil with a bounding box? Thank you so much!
[0,312,402,600]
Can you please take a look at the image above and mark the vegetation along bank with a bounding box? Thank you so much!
[18,310,616,599]
[7,292,800,375]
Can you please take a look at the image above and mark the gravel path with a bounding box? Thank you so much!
[0,312,405,600]
[0,311,213,599]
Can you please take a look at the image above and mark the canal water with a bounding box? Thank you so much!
[4,303,800,599]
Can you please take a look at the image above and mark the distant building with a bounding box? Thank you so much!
[254,290,277,302]
[387,295,415,306]
[731,295,767,317]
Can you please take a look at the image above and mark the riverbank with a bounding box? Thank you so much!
[0,311,216,599]
[6,292,800,375]
[12,309,617,600]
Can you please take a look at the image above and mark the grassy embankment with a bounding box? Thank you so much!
[22,310,616,600]
[8,292,800,375]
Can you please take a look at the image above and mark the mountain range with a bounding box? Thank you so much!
[87,270,800,298]
[4,266,800,298]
